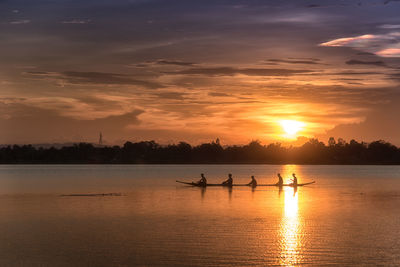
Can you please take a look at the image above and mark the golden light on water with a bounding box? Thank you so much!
[280,188,301,265]
[279,164,302,265]
[284,188,298,217]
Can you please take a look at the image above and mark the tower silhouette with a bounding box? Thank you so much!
[99,132,103,145]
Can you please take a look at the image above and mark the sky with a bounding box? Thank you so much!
[1,0,400,145]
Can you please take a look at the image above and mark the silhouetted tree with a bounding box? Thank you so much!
[328,137,336,147]
[1,138,400,164]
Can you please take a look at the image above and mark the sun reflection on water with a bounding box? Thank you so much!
[279,188,301,266]
[284,188,298,218]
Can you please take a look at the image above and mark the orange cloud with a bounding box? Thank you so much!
[320,32,400,58]
[376,48,400,57]
[320,34,376,47]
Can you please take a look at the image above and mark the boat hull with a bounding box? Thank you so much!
[176,180,315,187]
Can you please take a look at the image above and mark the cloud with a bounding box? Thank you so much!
[266,59,321,65]
[257,12,324,24]
[320,102,400,145]
[0,104,143,144]
[167,67,314,76]
[208,92,231,97]
[356,52,376,56]
[384,0,400,5]
[132,59,197,68]
[320,34,377,47]
[25,71,52,75]
[25,71,163,89]
[128,59,198,68]
[379,24,400,29]
[10,19,31,24]
[155,59,196,66]
[306,4,320,8]
[1,0,400,145]
[388,72,400,81]
[345,59,387,67]
[62,19,91,24]
[1,94,146,122]
[320,32,400,58]
[312,71,383,76]
[155,92,186,100]
[376,48,400,57]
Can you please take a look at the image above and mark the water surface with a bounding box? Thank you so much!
[1,165,400,266]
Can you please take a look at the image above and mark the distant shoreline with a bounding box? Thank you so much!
[1,139,400,165]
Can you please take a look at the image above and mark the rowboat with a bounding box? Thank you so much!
[176,180,315,187]
[176,181,246,187]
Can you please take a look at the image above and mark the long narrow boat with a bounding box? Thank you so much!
[176,181,247,187]
[176,180,315,187]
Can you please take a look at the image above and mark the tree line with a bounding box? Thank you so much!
[1,138,400,164]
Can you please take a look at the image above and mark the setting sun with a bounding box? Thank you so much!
[280,120,305,136]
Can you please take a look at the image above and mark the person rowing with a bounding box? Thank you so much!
[196,173,207,186]
[290,173,298,186]
[247,175,257,188]
[276,173,284,187]
[222,173,233,187]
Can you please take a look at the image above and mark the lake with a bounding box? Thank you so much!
[1,165,400,266]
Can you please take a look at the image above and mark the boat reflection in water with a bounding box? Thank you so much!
[279,186,303,265]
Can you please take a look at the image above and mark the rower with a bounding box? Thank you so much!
[222,173,233,187]
[247,175,257,188]
[290,173,298,186]
[276,173,284,186]
[197,173,207,186]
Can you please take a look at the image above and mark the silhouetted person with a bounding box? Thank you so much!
[276,173,284,186]
[290,173,298,186]
[247,175,257,188]
[222,173,233,187]
[197,173,207,187]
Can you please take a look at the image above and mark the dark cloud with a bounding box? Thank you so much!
[167,67,314,76]
[25,71,49,75]
[356,52,376,56]
[25,71,163,89]
[326,71,384,76]
[155,59,196,66]
[384,0,400,5]
[388,73,400,81]
[321,102,400,145]
[62,19,91,24]
[288,57,321,61]
[0,103,143,144]
[346,82,364,85]
[266,59,321,65]
[208,92,231,97]
[9,19,31,24]
[331,78,364,81]
[155,92,186,100]
[132,59,197,68]
[345,59,387,67]
[0,97,26,102]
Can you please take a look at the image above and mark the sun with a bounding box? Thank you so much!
[280,120,305,136]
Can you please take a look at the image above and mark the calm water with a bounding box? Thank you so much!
[1,165,400,266]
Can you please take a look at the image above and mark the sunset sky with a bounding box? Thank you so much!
[1,0,400,145]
